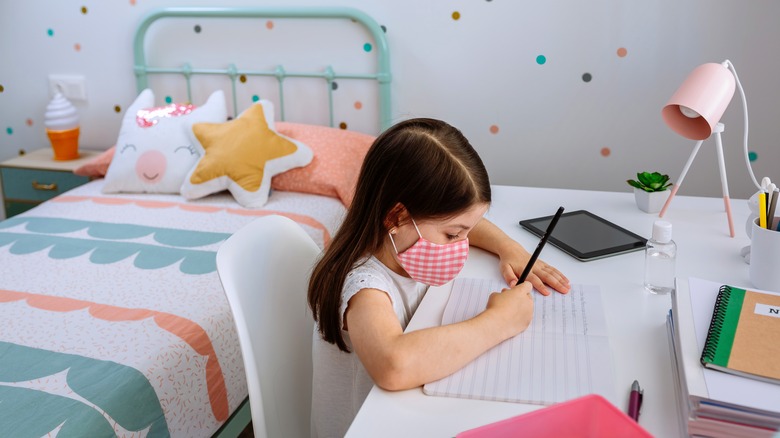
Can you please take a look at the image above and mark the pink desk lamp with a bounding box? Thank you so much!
[659,60,761,237]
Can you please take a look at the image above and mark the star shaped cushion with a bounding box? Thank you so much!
[180,100,313,207]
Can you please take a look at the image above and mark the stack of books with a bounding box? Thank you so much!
[667,277,780,438]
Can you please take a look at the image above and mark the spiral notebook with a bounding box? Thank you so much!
[700,284,780,384]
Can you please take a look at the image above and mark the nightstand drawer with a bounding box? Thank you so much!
[1,167,89,202]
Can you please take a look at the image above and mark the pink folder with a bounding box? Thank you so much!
[456,394,653,438]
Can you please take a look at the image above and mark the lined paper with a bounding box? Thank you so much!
[423,278,614,405]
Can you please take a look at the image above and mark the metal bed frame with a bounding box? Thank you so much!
[133,7,392,132]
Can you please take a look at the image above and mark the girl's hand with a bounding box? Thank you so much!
[467,217,570,295]
[484,281,534,338]
[498,242,570,296]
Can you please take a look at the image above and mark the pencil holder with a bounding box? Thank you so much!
[750,217,780,291]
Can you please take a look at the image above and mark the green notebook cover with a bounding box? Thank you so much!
[700,285,780,384]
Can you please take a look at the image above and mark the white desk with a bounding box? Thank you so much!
[346,185,752,438]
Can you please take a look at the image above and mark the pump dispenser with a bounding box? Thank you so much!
[644,220,677,294]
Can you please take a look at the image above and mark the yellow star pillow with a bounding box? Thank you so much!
[180,100,313,207]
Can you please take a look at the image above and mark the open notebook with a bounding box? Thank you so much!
[423,278,615,405]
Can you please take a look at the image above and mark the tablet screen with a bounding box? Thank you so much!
[519,210,647,261]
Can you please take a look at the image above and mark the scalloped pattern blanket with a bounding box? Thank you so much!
[0,180,345,437]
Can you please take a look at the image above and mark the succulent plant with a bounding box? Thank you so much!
[627,172,672,192]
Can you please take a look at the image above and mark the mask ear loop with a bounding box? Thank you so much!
[388,227,401,253]
[409,218,422,239]
[388,217,423,255]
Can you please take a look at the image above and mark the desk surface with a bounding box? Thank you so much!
[346,185,751,438]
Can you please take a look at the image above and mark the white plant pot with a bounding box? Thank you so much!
[634,188,670,214]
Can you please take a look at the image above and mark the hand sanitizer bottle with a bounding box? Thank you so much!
[644,220,676,294]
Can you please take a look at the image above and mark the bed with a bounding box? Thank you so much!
[0,7,390,437]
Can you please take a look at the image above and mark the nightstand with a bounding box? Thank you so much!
[0,148,103,218]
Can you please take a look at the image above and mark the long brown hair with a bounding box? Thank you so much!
[307,118,491,352]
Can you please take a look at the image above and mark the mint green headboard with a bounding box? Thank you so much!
[133,7,392,131]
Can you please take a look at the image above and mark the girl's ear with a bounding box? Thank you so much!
[384,202,409,230]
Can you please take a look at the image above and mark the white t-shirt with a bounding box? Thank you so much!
[311,256,429,438]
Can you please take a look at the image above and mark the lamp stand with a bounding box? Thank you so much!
[658,122,735,237]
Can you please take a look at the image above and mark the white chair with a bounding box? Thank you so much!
[216,215,320,438]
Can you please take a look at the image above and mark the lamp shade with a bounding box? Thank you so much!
[662,63,736,140]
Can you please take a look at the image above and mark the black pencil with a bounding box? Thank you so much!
[518,206,565,284]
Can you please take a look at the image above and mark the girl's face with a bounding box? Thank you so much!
[392,202,489,253]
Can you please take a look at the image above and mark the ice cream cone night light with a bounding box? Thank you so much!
[45,92,80,160]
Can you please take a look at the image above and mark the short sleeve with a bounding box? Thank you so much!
[339,264,396,329]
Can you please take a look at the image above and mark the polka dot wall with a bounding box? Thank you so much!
[0,1,776,200]
[214,15,381,130]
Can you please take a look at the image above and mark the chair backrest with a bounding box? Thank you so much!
[216,215,320,438]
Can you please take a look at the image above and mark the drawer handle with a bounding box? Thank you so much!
[32,181,58,191]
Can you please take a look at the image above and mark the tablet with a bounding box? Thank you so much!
[519,210,647,261]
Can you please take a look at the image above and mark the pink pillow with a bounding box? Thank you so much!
[272,122,375,206]
[73,146,116,177]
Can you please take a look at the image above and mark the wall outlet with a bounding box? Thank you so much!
[49,74,87,101]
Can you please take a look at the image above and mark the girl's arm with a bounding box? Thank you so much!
[346,283,533,391]
[468,218,570,295]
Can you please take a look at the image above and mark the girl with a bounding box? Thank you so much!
[308,118,570,437]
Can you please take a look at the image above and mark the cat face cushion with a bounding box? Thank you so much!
[102,89,227,194]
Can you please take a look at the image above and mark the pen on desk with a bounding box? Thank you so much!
[517,206,564,284]
[628,380,643,422]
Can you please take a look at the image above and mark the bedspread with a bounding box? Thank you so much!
[0,180,345,437]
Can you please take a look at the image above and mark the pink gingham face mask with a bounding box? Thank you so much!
[389,218,469,286]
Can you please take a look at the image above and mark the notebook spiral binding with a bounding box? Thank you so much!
[701,284,732,363]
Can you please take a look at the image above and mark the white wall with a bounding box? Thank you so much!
[1,0,778,202]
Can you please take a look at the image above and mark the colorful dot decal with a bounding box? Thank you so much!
[381,25,387,33]
[26,119,33,126]
[354,101,363,110]
[130,0,136,5]
[339,122,348,130]
[600,147,611,157]
[489,125,499,134]
[74,43,81,52]
[252,95,260,102]
[749,151,758,162]
[47,29,54,37]
[617,47,628,58]
[452,11,461,20]
[331,82,338,91]
[164,96,172,104]
[194,25,202,33]
[266,21,274,30]
[6,127,13,135]
[81,6,88,14]
[0,84,4,93]
[239,74,247,83]
[536,55,546,65]
[114,105,122,113]
[363,43,372,52]
[582,73,592,82]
